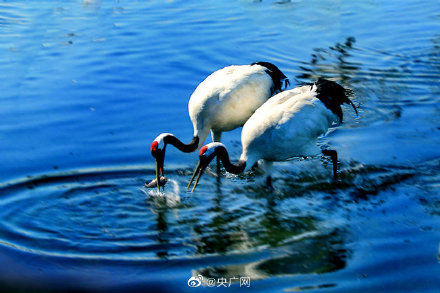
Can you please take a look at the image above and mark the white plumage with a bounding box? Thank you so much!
[188,79,357,191]
[188,64,275,146]
[240,84,337,170]
[147,62,288,190]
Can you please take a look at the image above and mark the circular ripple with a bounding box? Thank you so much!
[0,163,410,267]
[0,167,196,260]
[0,165,348,262]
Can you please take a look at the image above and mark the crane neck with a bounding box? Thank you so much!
[165,135,199,153]
[217,146,246,175]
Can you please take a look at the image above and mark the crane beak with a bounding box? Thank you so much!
[345,97,358,115]
[155,159,161,192]
[145,149,166,192]
[187,155,214,192]
[344,89,358,116]
[155,151,165,192]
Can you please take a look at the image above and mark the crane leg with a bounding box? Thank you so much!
[322,149,338,180]
[216,156,221,175]
[266,176,273,190]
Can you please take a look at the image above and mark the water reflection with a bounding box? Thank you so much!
[253,195,317,247]
[297,37,359,85]
[155,208,169,259]
[294,35,440,111]
[188,176,351,280]
[188,173,323,255]
[192,183,252,254]
[256,229,349,276]
[194,228,349,281]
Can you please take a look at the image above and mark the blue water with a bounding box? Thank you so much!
[1,0,440,291]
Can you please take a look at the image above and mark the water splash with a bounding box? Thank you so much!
[142,179,182,207]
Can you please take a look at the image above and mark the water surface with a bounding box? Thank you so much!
[1,0,440,291]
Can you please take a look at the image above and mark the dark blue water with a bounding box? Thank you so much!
[1,0,440,291]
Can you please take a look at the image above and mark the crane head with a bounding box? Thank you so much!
[187,143,224,192]
[148,134,171,192]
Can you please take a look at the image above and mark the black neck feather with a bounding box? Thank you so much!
[164,135,199,153]
[251,61,288,94]
[217,146,246,175]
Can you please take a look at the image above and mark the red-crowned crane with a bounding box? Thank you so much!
[147,62,289,191]
[188,78,357,192]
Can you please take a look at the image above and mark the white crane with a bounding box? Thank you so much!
[147,62,289,191]
[188,78,357,192]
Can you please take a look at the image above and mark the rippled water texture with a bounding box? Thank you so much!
[1,0,440,291]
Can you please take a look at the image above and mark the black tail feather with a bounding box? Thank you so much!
[314,78,357,122]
